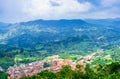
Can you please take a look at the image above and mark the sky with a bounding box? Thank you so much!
[0,0,120,23]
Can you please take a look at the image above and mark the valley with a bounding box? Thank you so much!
[0,19,120,79]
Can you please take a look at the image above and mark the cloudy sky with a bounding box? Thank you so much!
[0,0,120,23]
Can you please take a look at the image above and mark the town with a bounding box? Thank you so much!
[7,52,98,79]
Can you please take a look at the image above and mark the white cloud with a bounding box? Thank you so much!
[22,0,92,20]
[77,0,120,19]
[0,0,120,23]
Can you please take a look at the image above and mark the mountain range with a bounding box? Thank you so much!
[1,19,120,46]
[0,19,120,69]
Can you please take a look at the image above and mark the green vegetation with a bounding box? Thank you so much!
[21,62,120,79]
[0,71,8,79]
[15,55,44,64]
[43,62,51,68]
[92,47,120,65]
[59,53,81,60]
[1,43,120,70]
[0,36,99,70]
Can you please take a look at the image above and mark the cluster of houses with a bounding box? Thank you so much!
[7,51,101,79]
[50,59,76,72]
[7,59,77,79]
[7,60,45,79]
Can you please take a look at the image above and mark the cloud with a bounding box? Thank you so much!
[0,0,120,23]
[0,0,29,22]
[79,0,120,19]
[0,0,92,23]
[23,0,92,20]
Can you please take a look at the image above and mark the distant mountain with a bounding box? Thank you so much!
[0,19,88,44]
[0,19,120,48]
[0,22,9,26]
[85,18,120,26]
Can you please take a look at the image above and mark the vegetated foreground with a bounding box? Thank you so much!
[1,61,120,79]
[21,62,120,79]
[5,59,120,79]
[4,49,120,79]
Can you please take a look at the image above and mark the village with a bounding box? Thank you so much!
[6,52,99,79]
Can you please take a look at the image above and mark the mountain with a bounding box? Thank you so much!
[0,22,9,26]
[0,19,87,44]
[85,18,120,26]
[0,19,120,69]
[1,19,120,48]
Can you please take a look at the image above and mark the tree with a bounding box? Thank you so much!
[0,71,8,79]
[57,65,74,79]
